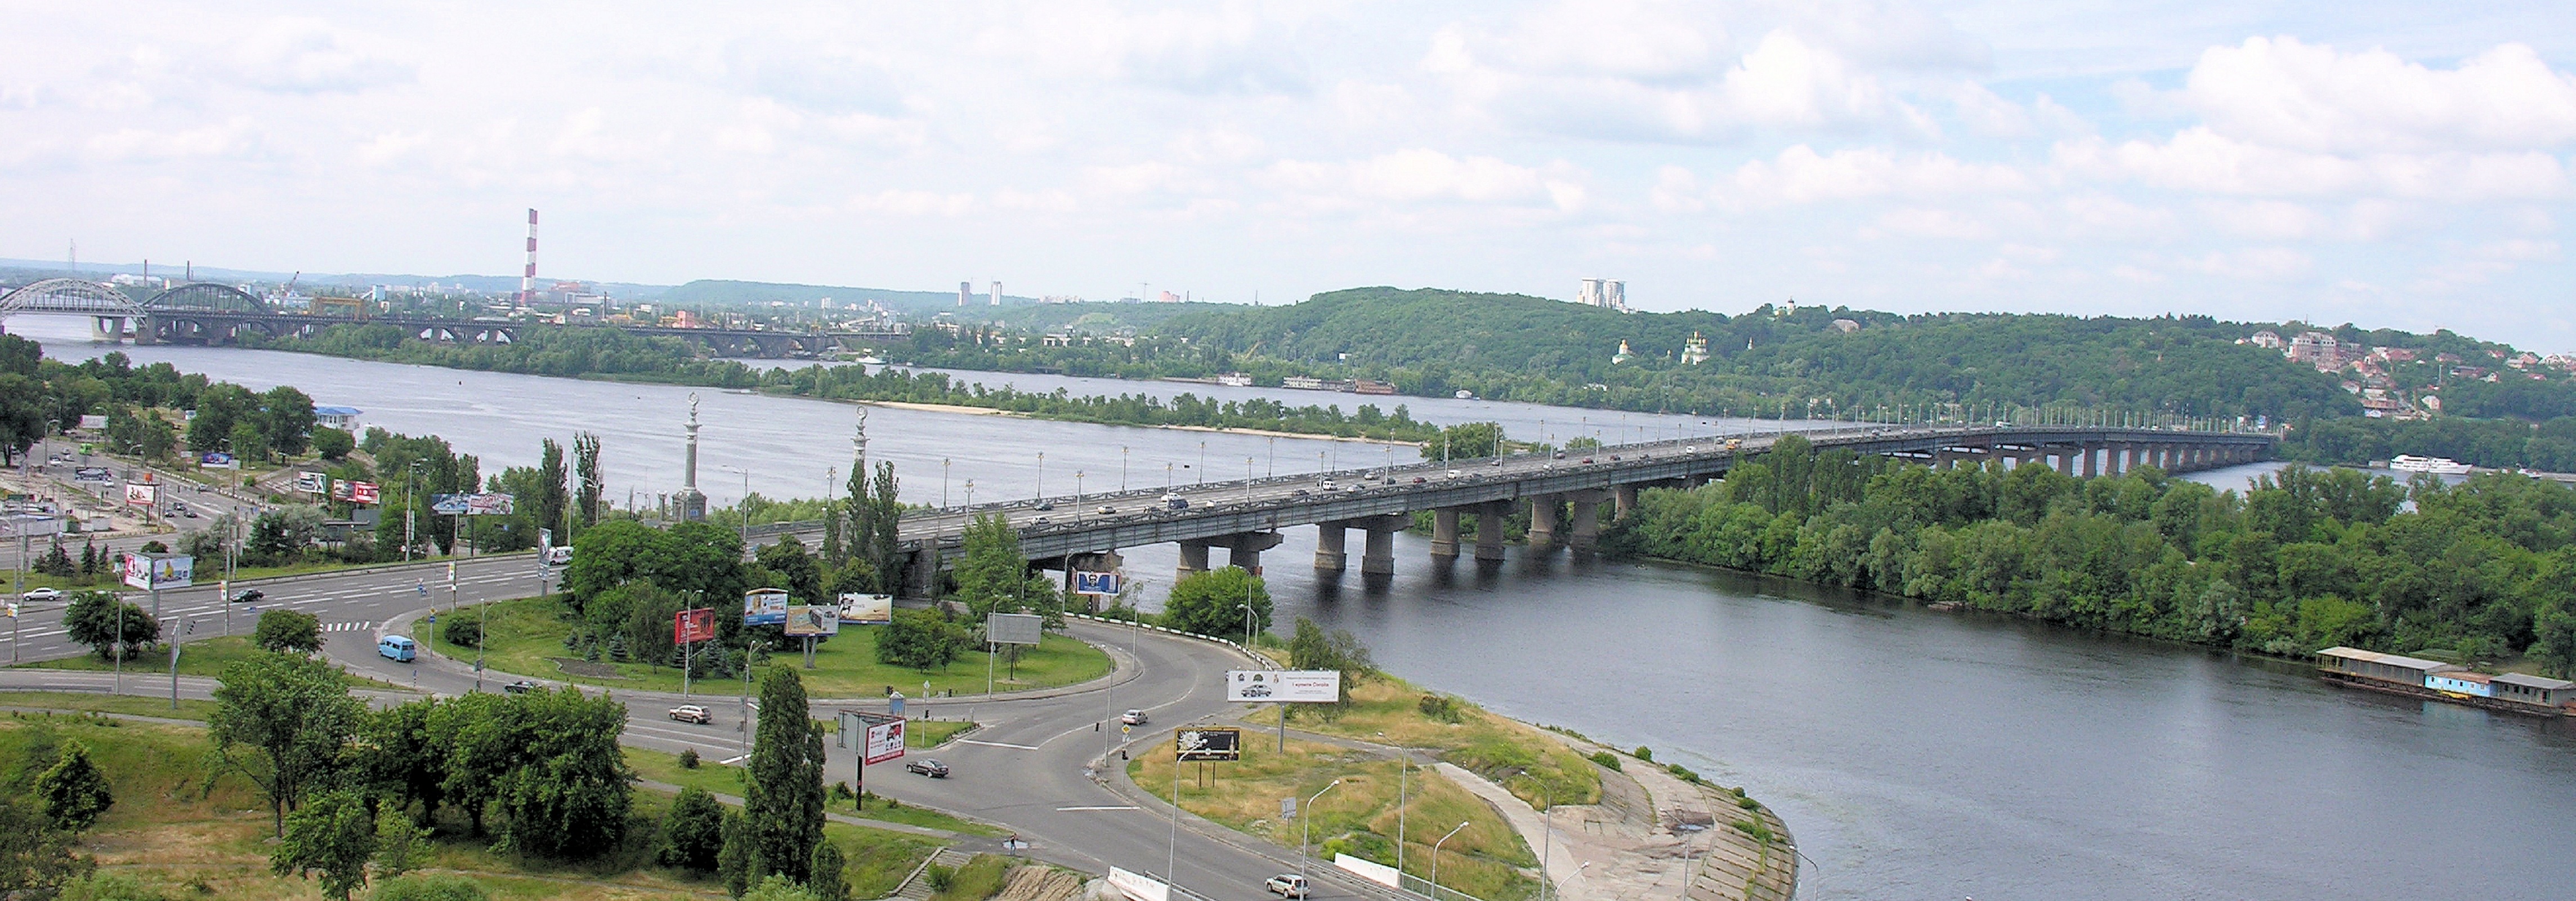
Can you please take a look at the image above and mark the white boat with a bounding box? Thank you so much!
[1216,373,1253,387]
[2390,454,2474,475]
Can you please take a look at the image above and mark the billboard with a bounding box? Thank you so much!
[348,481,379,504]
[1074,570,1124,596]
[431,493,517,515]
[743,588,789,625]
[1175,727,1242,761]
[199,452,237,469]
[838,711,906,765]
[784,605,842,636]
[986,612,1043,646]
[296,471,328,494]
[123,553,193,590]
[77,414,106,430]
[123,483,156,506]
[838,592,893,625]
[1227,670,1341,703]
[673,608,717,644]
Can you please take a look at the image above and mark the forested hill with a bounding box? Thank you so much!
[1149,287,2360,421]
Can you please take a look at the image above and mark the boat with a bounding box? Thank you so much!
[1216,373,1253,387]
[2390,454,2474,475]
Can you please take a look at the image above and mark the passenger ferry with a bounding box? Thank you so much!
[2389,454,2474,475]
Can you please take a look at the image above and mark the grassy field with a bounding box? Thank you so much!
[15,635,419,692]
[0,713,942,900]
[1269,676,1601,812]
[1129,734,1538,901]
[624,746,1003,837]
[0,692,218,720]
[2,555,413,595]
[460,596,1113,697]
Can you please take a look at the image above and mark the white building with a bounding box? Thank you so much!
[1578,278,1629,312]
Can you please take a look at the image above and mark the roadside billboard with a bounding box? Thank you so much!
[123,553,193,591]
[199,452,237,469]
[673,608,717,644]
[1073,570,1123,596]
[743,588,789,626]
[77,414,106,431]
[296,471,328,494]
[985,612,1043,646]
[348,481,379,504]
[431,493,517,515]
[1175,727,1241,761]
[838,592,893,625]
[837,711,906,765]
[123,483,156,506]
[784,605,842,636]
[1226,669,1341,703]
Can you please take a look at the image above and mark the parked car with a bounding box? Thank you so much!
[1264,875,1309,898]
[21,587,62,603]
[906,759,950,778]
[230,588,265,604]
[1120,709,1148,725]
[502,680,539,695]
[669,704,712,724]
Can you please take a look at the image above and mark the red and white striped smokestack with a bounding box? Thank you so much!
[519,208,539,306]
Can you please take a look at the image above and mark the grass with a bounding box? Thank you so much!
[0,713,941,900]
[1128,734,1537,901]
[0,693,219,721]
[2,555,412,595]
[14,635,419,692]
[816,715,978,748]
[1271,676,1600,813]
[464,595,1113,697]
[930,854,1008,901]
[625,746,1004,837]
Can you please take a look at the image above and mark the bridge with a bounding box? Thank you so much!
[752,424,2277,596]
[0,278,907,357]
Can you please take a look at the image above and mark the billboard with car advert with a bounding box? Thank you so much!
[296,471,328,494]
[784,605,842,636]
[123,553,193,591]
[837,593,893,625]
[1175,727,1242,761]
[337,481,380,503]
[743,588,789,625]
[200,452,236,469]
[673,608,717,644]
[1226,669,1341,703]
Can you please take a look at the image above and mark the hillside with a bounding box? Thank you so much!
[662,278,1027,313]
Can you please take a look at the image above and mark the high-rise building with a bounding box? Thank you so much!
[1578,278,1629,312]
[959,281,971,306]
[990,281,1002,306]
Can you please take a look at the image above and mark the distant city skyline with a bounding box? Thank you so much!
[3,3,2572,349]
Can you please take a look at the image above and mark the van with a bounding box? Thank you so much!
[1163,493,1188,510]
[378,635,418,662]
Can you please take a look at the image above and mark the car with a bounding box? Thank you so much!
[1490,458,1502,466]
[21,587,62,603]
[230,588,265,604]
[1098,505,1117,515]
[1411,476,1426,484]
[906,759,950,778]
[1120,709,1147,725]
[501,680,539,695]
[1034,501,1056,511]
[1581,457,1594,464]
[669,704,712,724]
[1553,451,1566,460]
[1032,516,1052,526]
[378,635,418,662]
[182,509,198,518]
[1318,480,1336,490]
[1291,488,1310,497]
[1264,875,1309,898]
[1446,469,1461,479]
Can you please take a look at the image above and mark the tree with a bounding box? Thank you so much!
[573,431,602,533]
[374,802,428,881]
[537,438,570,541]
[0,796,92,898]
[489,686,633,858]
[809,841,848,901]
[61,591,156,662]
[0,373,46,466]
[741,668,825,886]
[657,787,727,872]
[1162,567,1271,639]
[442,607,482,648]
[360,698,448,826]
[429,692,510,836]
[758,535,824,606]
[1422,421,1504,460]
[209,653,368,836]
[312,426,355,462]
[35,739,113,832]
[271,788,377,901]
[875,610,966,671]
[1286,617,1376,713]
[743,875,822,901]
[260,385,316,458]
[718,809,753,898]
[254,608,325,654]
[951,514,1026,619]
[104,405,176,460]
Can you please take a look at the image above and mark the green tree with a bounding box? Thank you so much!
[442,606,483,649]
[35,739,113,832]
[1285,617,1375,712]
[951,514,1026,620]
[758,536,824,605]
[370,873,491,901]
[429,692,510,836]
[1422,421,1505,460]
[312,426,355,462]
[373,802,427,881]
[488,686,633,858]
[1161,567,1271,639]
[229,421,270,465]
[254,608,325,654]
[61,591,156,662]
[573,432,603,533]
[809,841,848,901]
[743,875,821,901]
[874,610,967,672]
[656,787,727,872]
[0,795,92,898]
[271,788,377,901]
[260,385,317,458]
[210,653,368,836]
[741,668,825,887]
[0,373,47,466]
[536,438,570,541]
[360,698,448,825]
[718,809,753,898]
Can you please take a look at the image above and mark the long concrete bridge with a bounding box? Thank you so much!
[754,424,2276,595]
[0,277,907,358]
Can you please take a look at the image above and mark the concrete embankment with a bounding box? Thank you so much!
[1450,735,1796,901]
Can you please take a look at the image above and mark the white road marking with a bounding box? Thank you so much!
[956,738,1040,750]
[1054,805,1138,811]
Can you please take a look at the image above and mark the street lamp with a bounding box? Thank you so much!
[942,457,952,507]
[1036,452,1045,500]
[1431,820,1470,901]
[1197,442,1206,484]
[1301,779,1343,886]
[964,479,974,509]
[1236,603,1254,648]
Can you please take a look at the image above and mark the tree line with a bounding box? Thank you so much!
[0,336,323,465]
[1607,435,2576,675]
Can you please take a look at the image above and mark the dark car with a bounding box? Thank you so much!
[230,588,265,604]
[906,759,950,778]
[1034,501,1056,511]
[502,680,539,695]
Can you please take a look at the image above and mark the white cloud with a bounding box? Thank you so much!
[1267,149,1584,210]
[221,17,412,94]
[1724,144,2031,204]
[2184,37,2576,154]
[2054,127,2570,201]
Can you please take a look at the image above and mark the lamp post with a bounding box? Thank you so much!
[964,479,974,510]
[1431,820,1470,901]
[1122,447,1130,492]
[942,458,952,507]
[1197,442,1206,484]
[1301,779,1343,886]
[1237,603,1253,648]
[1075,472,1086,524]
[740,637,767,758]
[1036,452,1045,500]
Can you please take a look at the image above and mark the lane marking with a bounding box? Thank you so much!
[1054,805,1137,811]
[956,739,1040,750]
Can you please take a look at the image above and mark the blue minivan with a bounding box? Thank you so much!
[378,635,418,662]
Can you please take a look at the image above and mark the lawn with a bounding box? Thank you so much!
[15,635,418,692]
[1269,675,1601,812]
[460,595,1113,698]
[1128,734,1538,901]
[0,691,218,721]
[0,714,943,900]
[3,556,409,595]
[624,746,1004,837]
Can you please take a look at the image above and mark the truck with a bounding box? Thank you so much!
[1163,493,1188,510]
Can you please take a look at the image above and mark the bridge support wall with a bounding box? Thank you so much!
[1475,503,1507,561]
[1569,492,1604,548]
[1315,523,1346,571]
[1430,510,1460,559]
[1528,494,1560,547]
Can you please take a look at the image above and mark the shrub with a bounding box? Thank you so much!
[1416,694,1464,724]
[924,865,956,893]
[1631,746,1653,762]
[371,873,490,901]
[58,872,165,901]
[1665,763,1704,784]
[441,608,481,648]
[1589,751,1621,771]
[1737,796,1760,810]
[678,748,700,769]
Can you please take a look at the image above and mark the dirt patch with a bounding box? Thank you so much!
[549,658,629,679]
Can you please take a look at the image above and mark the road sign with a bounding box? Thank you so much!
[1227,670,1340,703]
[986,612,1043,645]
[1176,727,1241,761]
[1282,796,1296,819]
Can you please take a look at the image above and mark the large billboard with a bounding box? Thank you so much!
[743,588,789,626]
[784,605,842,637]
[123,553,193,590]
[838,593,893,625]
[123,483,156,506]
[1175,727,1242,761]
[1227,669,1341,703]
[430,493,517,515]
[838,711,906,765]
[1074,570,1123,596]
[673,608,717,644]
[333,480,381,504]
[296,471,328,494]
[986,612,1044,646]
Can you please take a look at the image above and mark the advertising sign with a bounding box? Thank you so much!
[431,493,518,515]
[743,588,789,626]
[123,483,156,506]
[1073,570,1124,596]
[1175,727,1242,761]
[985,612,1044,646]
[837,593,893,625]
[77,414,106,431]
[784,605,842,636]
[123,553,193,591]
[199,452,237,469]
[673,608,717,644]
[296,471,328,494]
[331,479,352,500]
[837,711,906,765]
[1226,669,1341,703]
[348,481,380,504]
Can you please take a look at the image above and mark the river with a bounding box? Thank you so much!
[17,316,2572,899]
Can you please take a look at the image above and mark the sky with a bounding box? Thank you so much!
[4,2,2574,347]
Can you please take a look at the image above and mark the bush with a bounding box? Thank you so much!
[924,865,956,893]
[1736,796,1760,810]
[1664,763,1704,784]
[1588,751,1622,771]
[57,872,166,901]
[678,748,700,769]
[441,608,481,648]
[371,873,490,901]
[655,787,726,872]
[1631,746,1653,762]
[1416,693,1464,724]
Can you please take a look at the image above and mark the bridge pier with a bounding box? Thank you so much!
[1475,503,1507,561]
[1569,492,1604,549]
[1314,522,1347,571]
[2082,444,2099,478]
[1362,520,1399,575]
[1527,494,1562,547]
[1178,540,1211,575]
[1430,510,1460,559]
[1613,485,1638,519]
[1227,532,1282,575]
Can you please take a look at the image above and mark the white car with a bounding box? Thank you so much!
[1264,875,1309,898]
[669,704,712,724]
[21,587,63,603]
[1120,709,1147,726]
